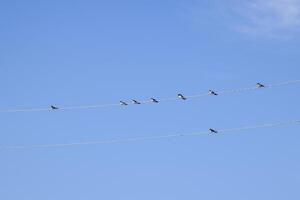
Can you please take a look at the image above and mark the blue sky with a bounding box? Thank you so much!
[1,0,300,199]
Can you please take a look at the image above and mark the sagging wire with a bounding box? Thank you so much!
[1,119,299,150]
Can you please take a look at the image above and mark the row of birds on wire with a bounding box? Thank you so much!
[1,80,298,113]
[49,83,266,110]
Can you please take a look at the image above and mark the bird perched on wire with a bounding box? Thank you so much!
[51,105,59,110]
[150,98,159,103]
[178,94,187,100]
[209,90,218,96]
[256,83,265,88]
[209,128,218,134]
[120,101,128,106]
[132,100,141,105]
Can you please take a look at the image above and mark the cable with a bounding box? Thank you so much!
[0,79,299,113]
[1,119,299,150]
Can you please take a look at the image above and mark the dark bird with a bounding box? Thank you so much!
[209,128,218,134]
[209,90,218,96]
[51,105,59,110]
[132,100,141,105]
[256,83,265,88]
[150,98,159,103]
[120,101,128,106]
[178,94,187,100]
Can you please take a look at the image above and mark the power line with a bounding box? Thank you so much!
[0,79,299,113]
[1,119,299,150]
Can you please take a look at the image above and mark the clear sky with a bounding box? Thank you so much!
[1,0,300,199]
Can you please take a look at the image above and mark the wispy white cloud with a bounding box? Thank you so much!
[235,0,300,37]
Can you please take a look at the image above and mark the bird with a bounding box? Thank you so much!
[256,83,265,88]
[209,90,218,96]
[178,94,187,100]
[132,100,141,105]
[120,101,128,106]
[150,98,159,103]
[51,105,59,110]
[209,128,218,134]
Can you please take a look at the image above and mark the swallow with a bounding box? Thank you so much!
[132,100,141,105]
[51,105,59,110]
[120,101,128,106]
[256,83,265,88]
[150,98,159,103]
[209,90,218,96]
[209,128,218,134]
[178,94,187,100]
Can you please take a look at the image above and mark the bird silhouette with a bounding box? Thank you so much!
[209,90,218,96]
[120,101,128,106]
[132,100,141,105]
[256,83,265,88]
[150,98,159,103]
[51,105,59,110]
[178,94,187,100]
[209,128,218,133]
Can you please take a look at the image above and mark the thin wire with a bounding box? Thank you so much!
[1,79,299,113]
[1,119,299,150]
[219,120,300,133]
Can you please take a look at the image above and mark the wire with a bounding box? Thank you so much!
[1,119,299,150]
[0,79,299,113]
